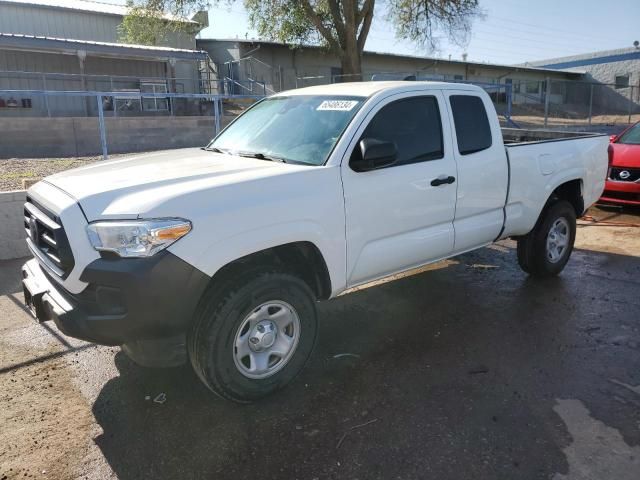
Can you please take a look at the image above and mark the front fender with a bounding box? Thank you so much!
[169,219,345,296]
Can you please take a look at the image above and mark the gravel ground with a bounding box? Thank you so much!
[0,155,135,192]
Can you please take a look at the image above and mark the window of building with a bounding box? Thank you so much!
[550,81,564,95]
[513,81,521,94]
[525,81,540,94]
[112,90,142,113]
[352,96,444,168]
[504,78,517,94]
[141,82,169,111]
[615,75,630,89]
[454,74,464,81]
[449,95,492,155]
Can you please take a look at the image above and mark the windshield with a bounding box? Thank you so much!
[209,95,365,165]
[617,123,640,145]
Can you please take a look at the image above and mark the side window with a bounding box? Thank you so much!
[352,96,444,167]
[449,95,492,155]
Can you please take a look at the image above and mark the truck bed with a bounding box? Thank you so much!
[501,128,605,145]
[500,129,609,239]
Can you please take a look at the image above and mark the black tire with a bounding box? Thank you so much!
[517,200,577,277]
[188,269,317,403]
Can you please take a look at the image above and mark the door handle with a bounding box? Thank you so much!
[430,175,456,187]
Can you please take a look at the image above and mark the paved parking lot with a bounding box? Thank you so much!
[1,206,640,480]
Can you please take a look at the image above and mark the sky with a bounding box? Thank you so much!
[73,0,640,65]
[197,0,640,65]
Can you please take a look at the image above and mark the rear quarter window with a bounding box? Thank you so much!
[449,95,493,155]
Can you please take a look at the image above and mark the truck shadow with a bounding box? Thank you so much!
[91,244,640,480]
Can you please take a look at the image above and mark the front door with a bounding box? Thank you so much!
[341,91,458,287]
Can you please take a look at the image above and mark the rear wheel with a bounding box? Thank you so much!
[188,270,317,403]
[517,200,577,277]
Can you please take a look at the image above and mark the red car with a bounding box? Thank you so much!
[600,121,640,206]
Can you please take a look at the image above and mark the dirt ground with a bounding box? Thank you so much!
[0,156,132,192]
[1,205,639,480]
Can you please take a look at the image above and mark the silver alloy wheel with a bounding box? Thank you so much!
[233,300,301,379]
[546,217,570,263]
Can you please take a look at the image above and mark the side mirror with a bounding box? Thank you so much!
[351,138,397,172]
[609,135,618,143]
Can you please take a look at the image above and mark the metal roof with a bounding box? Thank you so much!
[0,32,208,60]
[198,38,585,76]
[523,47,640,70]
[0,0,198,23]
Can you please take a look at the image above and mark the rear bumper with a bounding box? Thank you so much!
[22,251,210,347]
[600,179,640,206]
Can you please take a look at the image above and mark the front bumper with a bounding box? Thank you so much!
[600,179,640,206]
[22,251,210,347]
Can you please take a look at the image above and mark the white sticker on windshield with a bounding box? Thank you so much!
[317,100,359,111]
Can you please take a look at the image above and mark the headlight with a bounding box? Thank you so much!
[86,219,191,258]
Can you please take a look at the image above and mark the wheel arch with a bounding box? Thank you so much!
[508,178,584,240]
[545,178,584,217]
[206,241,333,301]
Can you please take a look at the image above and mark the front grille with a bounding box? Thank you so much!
[609,167,640,182]
[24,197,75,277]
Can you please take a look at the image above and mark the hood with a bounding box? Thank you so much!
[43,148,298,220]
[610,142,640,168]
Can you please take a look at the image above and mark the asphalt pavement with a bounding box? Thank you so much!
[1,206,639,480]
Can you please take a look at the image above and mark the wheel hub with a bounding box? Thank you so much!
[233,300,301,379]
[248,321,277,352]
[546,217,570,263]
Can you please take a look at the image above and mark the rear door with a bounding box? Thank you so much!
[341,91,458,286]
[443,90,509,252]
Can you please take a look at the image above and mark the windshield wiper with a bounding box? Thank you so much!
[205,147,295,164]
[202,146,228,154]
[236,151,288,163]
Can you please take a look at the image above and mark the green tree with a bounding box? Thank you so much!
[245,0,481,79]
[118,0,204,46]
[121,0,482,78]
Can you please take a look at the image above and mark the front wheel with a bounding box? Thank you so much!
[517,200,577,277]
[188,270,318,403]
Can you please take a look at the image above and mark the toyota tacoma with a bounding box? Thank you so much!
[21,82,608,402]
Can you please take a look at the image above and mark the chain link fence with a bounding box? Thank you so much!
[3,68,639,160]
[295,72,640,133]
[511,79,639,131]
[0,70,266,117]
[0,90,261,159]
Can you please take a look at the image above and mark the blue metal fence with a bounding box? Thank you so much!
[0,90,264,160]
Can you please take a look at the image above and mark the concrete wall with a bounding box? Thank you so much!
[0,190,28,260]
[0,116,218,158]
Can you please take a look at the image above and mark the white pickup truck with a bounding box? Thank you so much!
[21,81,608,402]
